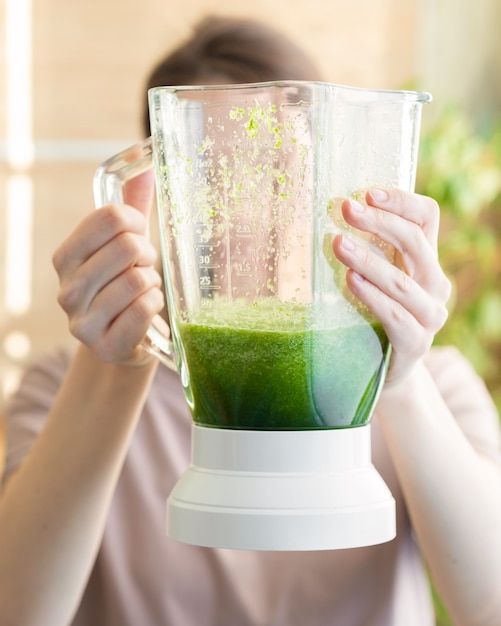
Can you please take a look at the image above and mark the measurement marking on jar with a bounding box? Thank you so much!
[199,273,220,288]
[235,225,253,238]
[235,261,253,276]
[197,238,222,247]
[198,254,220,269]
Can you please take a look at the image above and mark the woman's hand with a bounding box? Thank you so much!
[332,188,451,386]
[52,174,164,366]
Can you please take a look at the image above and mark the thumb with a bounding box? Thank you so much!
[123,168,155,220]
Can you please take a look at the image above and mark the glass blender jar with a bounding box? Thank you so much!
[95,81,431,550]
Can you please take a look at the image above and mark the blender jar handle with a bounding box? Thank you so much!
[93,137,176,370]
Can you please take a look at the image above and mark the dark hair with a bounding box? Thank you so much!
[142,15,322,135]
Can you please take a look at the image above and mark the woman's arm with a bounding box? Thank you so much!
[334,188,501,626]
[377,361,501,626]
[0,175,164,626]
[0,349,158,626]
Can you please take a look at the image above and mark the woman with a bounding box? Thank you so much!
[1,15,500,626]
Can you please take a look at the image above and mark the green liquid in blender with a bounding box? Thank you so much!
[178,300,389,430]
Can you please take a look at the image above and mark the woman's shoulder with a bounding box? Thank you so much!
[424,345,491,393]
[5,347,75,410]
[424,344,471,370]
[1,347,76,483]
[423,344,494,409]
[425,345,501,463]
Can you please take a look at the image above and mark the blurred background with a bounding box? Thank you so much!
[1,0,501,399]
[1,1,501,623]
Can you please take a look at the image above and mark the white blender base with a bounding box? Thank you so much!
[167,424,395,551]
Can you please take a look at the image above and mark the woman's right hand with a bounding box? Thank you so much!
[52,174,164,366]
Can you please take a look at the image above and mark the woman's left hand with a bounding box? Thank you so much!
[332,188,451,386]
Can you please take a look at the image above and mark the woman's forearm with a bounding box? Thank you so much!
[0,344,158,626]
[377,362,501,626]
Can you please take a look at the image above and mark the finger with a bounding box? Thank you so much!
[69,267,164,359]
[344,268,432,358]
[341,196,445,295]
[334,234,449,330]
[92,266,162,326]
[93,287,165,363]
[53,205,149,278]
[343,264,440,385]
[57,232,158,318]
[123,168,155,222]
[365,188,440,248]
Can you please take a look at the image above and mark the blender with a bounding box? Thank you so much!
[94,81,431,550]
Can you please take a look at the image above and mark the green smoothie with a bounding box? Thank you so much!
[178,300,389,429]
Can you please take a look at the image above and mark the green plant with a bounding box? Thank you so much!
[416,104,501,411]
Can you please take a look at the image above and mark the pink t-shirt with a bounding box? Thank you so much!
[3,346,500,625]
